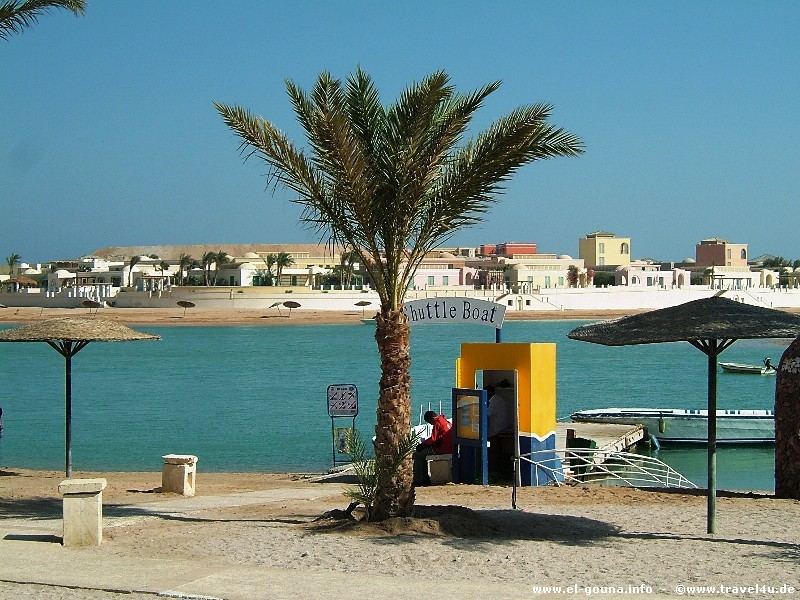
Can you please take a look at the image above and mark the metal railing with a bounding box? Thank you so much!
[512,447,697,508]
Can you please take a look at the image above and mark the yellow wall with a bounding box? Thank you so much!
[456,343,556,438]
[579,234,632,267]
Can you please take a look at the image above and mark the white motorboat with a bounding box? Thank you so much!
[719,358,776,375]
[570,407,774,444]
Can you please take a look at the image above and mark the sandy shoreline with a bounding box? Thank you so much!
[0,306,644,327]
[1,468,798,599]
[3,305,798,328]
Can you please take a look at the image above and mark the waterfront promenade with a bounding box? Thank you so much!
[1,468,798,599]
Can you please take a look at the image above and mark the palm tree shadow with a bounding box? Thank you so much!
[4,533,61,544]
[0,497,61,520]
[102,503,307,525]
[306,505,621,549]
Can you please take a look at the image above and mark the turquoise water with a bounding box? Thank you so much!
[0,320,783,490]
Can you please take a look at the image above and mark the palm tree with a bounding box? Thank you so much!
[263,253,277,286]
[178,253,194,286]
[127,256,141,288]
[200,251,216,286]
[216,68,583,520]
[6,253,21,276]
[214,251,230,285]
[275,252,293,286]
[0,0,85,41]
[339,247,360,289]
[158,260,170,286]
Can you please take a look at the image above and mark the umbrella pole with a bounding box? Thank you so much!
[65,345,73,478]
[707,343,718,534]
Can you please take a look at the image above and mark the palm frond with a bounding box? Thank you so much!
[217,69,583,311]
[0,0,85,40]
[343,428,420,520]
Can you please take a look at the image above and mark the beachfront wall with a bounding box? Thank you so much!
[455,342,558,486]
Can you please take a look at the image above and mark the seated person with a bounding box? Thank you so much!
[413,410,453,485]
[486,385,512,437]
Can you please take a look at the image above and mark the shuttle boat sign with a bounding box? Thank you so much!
[402,297,506,329]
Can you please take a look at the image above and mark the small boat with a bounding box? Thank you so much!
[570,407,774,444]
[719,358,776,375]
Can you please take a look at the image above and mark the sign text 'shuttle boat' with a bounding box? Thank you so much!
[570,408,774,444]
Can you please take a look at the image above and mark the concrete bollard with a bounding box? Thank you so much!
[57,478,107,547]
[161,454,198,496]
[426,454,453,485]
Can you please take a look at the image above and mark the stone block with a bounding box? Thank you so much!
[426,454,453,485]
[162,454,198,496]
[58,478,107,547]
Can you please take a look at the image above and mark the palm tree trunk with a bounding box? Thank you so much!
[371,305,415,520]
[776,337,800,498]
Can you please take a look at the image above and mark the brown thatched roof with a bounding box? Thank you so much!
[0,317,160,343]
[3,276,38,287]
[567,296,800,346]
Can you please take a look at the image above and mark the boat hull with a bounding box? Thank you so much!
[570,408,774,444]
[719,362,774,375]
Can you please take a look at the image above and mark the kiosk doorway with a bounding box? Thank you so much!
[479,369,519,483]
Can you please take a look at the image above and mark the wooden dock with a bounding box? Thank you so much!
[556,422,646,452]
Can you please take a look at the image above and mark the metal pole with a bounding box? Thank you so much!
[65,344,73,478]
[707,342,718,534]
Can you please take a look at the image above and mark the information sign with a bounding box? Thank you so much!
[327,384,358,417]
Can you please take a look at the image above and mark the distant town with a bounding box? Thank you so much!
[2,232,800,312]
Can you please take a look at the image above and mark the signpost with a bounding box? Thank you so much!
[327,384,358,467]
[402,296,506,342]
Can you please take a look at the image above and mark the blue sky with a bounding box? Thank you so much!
[2,1,798,264]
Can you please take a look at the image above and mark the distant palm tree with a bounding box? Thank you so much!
[0,0,85,41]
[214,251,230,285]
[200,251,216,286]
[263,253,277,286]
[178,254,194,286]
[339,248,360,289]
[216,68,583,520]
[6,253,21,276]
[127,256,141,288]
[158,260,170,285]
[275,252,293,285]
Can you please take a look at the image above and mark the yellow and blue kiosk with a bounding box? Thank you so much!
[402,296,560,486]
[453,342,559,486]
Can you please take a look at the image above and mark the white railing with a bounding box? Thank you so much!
[512,447,696,508]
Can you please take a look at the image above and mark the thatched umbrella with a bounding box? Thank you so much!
[283,300,301,316]
[355,300,372,316]
[568,296,800,533]
[176,300,195,317]
[81,299,104,314]
[0,318,160,477]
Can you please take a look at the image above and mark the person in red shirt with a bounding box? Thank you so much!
[413,411,453,485]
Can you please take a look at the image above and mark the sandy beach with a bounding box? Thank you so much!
[0,306,646,328]
[1,468,798,599]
